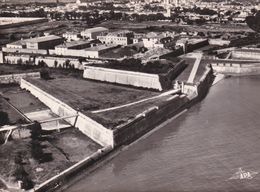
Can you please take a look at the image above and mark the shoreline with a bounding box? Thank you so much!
[56,108,189,192]
[47,68,215,192]
[1,65,214,192]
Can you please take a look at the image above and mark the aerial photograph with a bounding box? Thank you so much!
[0,0,260,191]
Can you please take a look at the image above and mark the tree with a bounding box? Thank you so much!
[38,60,47,67]
[65,59,70,68]
[54,60,58,68]
[246,11,260,33]
[8,33,15,41]
[29,121,42,140]
[12,152,34,190]
[0,111,9,126]
[17,58,23,65]
[40,68,51,80]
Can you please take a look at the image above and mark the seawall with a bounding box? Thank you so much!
[20,65,214,192]
[113,94,188,146]
[211,63,260,75]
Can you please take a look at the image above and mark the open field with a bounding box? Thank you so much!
[0,64,41,75]
[0,0,74,3]
[0,96,24,125]
[0,64,83,78]
[0,20,87,36]
[0,128,100,188]
[0,17,46,26]
[27,77,159,111]
[2,86,48,114]
[25,77,172,128]
[0,85,27,125]
[90,94,181,128]
[100,46,138,59]
[47,128,102,162]
[98,21,254,33]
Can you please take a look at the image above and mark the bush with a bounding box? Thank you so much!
[29,122,42,140]
[12,152,34,190]
[40,68,51,80]
[0,111,9,126]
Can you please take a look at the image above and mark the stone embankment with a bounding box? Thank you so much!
[19,65,214,192]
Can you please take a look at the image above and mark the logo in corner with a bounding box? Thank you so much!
[229,168,258,180]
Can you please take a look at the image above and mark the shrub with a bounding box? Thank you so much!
[30,140,53,163]
[40,68,51,80]
[29,122,42,140]
[0,111,9,126]
[12,153,34,190]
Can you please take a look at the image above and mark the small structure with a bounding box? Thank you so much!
[84,44,118,58]
[54,40,92,56]
[81,27,108,40]
[26,35,64,50]
[97,30,134,46]
[6,40,27,49]
[143,32,175,49]
[62,32,81,42]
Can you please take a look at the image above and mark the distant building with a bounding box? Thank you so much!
[231,48,260,60]
[62,32,81,42]
[176,38,189,53]
[0,51,3,63]
[54,40,92,56]
[81,27,109,40]
[84,44,118,58]
[54,42,118,58]
[143,32,175,48]
[97,30,134,46]
[6,40,27,49]
[26,35,63,50]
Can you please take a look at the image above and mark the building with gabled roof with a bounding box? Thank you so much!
[81,27,109,40]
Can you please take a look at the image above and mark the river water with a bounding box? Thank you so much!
[66,76,260,192]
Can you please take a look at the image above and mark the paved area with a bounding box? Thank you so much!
[25,110,71,131]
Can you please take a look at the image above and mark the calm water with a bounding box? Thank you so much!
[66,76,260,192]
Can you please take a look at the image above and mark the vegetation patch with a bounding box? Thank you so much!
[91,58,177,74]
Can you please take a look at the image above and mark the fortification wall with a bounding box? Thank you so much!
[35,57,82,69]
[231,50,260,60]
[0,51,4,63]
[5,55,31,64]
[0,72,40,84]
[83,66,163,91]
[113,94,188,146]
[212,63,260,75]
[20,79,114,147]
[3,54,83,70]
[2,47,48,55]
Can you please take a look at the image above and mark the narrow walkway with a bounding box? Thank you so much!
[92,89,180,114]
[187,53,203,84]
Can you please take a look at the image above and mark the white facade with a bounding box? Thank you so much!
[98,36,129,46]
[97,31,133,46]
[62,32,81,42]
[6,40,26,49]
[81,27,108,40]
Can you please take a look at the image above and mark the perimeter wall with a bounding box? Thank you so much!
[0,72,40,84]
[212,63,260,75]
[83,66,163,91]
[20,79,114,147]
